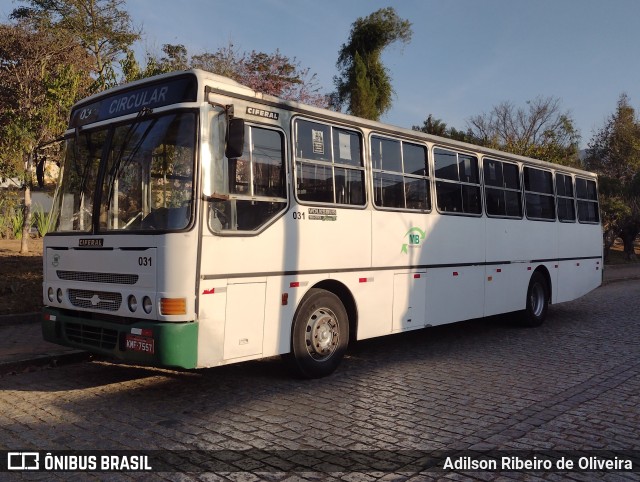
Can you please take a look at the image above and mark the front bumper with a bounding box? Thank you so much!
[42,308,198,369]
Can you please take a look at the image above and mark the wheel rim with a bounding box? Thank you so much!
[530,282,545,318]
[304,307,340,361]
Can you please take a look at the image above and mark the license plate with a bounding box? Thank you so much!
[125,334,155,354]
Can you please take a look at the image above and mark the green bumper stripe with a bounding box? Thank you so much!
[42,308,198,369]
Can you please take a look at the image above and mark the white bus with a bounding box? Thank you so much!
[42,70,602,378]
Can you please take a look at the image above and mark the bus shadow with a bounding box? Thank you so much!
[0,305,587,457]
[2,307,564,394]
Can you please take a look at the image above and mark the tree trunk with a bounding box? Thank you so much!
[621,230,639,261]
[19,151,33,254]
[602,228,617,263]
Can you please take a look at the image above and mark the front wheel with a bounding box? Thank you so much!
[286,288,349,378]
[520,271,549,327]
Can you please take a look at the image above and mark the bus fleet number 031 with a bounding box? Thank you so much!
[138,257,152,266]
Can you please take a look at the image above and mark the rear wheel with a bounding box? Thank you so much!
[520,271,549,327]
[287,288,349,378]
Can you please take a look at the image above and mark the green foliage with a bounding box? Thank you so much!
[9,205,33,240]
[0,199,9,238]
[412,114,477,143]
[11,0,140,92]
[124,43,328,107]
[585,94,640,259]
[32,203,50,237]
[466,97,581,167]
[0,195,21,239]
[333,7,412,120]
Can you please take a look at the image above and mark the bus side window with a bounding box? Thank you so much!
[556,173,576,222]
[371,136,430,212]
[209,124,287,233]
[484,158,522,218]
[434,147,481,215]
[294,119,365,207]
[524,167,555,220]
[576,177,599,223]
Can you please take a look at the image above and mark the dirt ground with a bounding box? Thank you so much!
[0,238,44,315]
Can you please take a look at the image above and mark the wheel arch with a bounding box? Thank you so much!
[533,265,552,303]
[310,279,358,344]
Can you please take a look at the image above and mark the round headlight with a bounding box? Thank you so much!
[47,287,55,302]
[56,288,63,303]
[142,296,152,314]
[127,295,138,312]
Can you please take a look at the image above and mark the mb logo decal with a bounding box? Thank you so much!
[401,227,425,254]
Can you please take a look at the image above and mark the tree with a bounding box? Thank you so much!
[121,44,190,82]
[412,114,476,143]
[584,94,640,260]
[190,42,242,79]
[0,20,91,252]
[11,0,139,92]
[128,43,329,107]
[238,50,327,107]
[333,7,412,120]
[467,96,581,167]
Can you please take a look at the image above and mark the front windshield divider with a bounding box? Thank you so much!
[92,127,116,234]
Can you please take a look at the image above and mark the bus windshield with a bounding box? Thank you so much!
[52,111,196,233]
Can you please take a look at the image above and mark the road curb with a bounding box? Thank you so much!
[0,312,41,327]
[0,350,92,376]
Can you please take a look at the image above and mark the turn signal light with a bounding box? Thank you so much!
[160,297,187,315]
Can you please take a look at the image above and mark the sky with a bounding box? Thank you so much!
[1,0,639,148]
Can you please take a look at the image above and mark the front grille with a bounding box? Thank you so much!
[57,270,138,285]
[65,323,118,349]
[68,289,122,311]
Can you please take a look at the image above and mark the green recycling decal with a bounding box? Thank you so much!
[401,227,426,254]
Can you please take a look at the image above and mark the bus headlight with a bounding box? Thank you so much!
[127,295,138,312]
[47,287,55,302]
[143,296,153,314]
[56,288,63,303]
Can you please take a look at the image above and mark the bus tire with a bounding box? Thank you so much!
[520,271,549,327]
[287,288,349,379]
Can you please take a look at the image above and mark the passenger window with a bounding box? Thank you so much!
[371,136,430,211]
[434,147,481,214]
[295,119,365,206]
[556,173,576,222]
[209,124,287,232]
[576,177,599,223]
[524,167,555,220]
[483,158,522,218]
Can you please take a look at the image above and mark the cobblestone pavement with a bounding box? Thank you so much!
[1,281,639,481]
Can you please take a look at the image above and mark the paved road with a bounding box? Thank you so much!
[1,281,639,480]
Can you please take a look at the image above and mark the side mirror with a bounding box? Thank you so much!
[225,118,245,158]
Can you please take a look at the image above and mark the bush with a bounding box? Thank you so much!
[10,206,25,239]
[32,204,50,237]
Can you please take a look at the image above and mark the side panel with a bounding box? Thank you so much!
[223,282,266,359]
[484,263,527,316]
[392,273,426,332]
[196,280,227,367]
[425,265,485,325]
[485,217,558,310]
[350,270,393,340]
[557,258,602,303]
[557,221,602,303]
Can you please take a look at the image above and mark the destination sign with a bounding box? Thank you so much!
[70,75,198,127]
